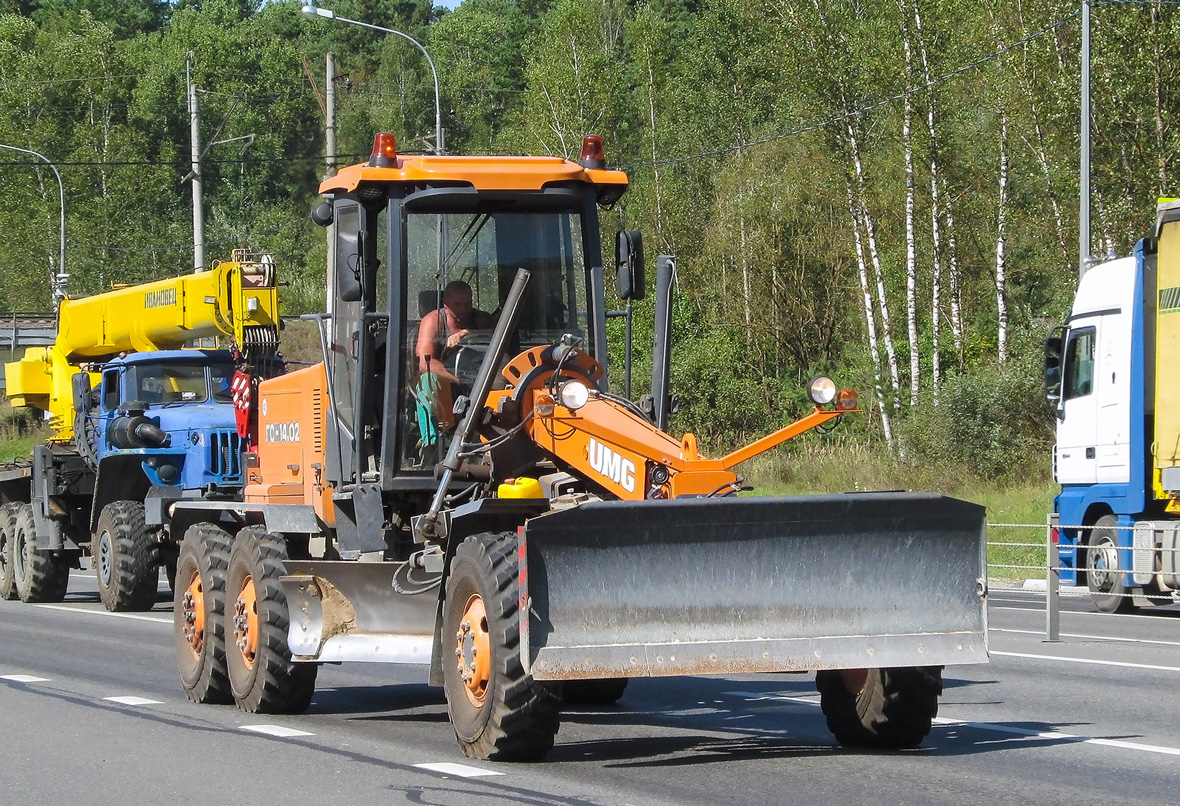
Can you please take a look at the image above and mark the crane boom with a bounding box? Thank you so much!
[5,248,279,440]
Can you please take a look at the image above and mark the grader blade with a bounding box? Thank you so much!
[520,492,987,680]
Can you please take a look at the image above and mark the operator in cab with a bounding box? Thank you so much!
[414,279,494,440]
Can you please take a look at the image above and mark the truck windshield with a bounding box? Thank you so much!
[127,363,210,405]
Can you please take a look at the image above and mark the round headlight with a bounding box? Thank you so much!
[806,375,837,406]
[558,380,590,410]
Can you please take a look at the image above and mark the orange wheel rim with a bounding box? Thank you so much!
[456,594,490,707]
[233,574,259,669]
[181,571,205,654]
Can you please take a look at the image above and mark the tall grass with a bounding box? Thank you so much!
[741,439,1056,581]
[0,398,44,463]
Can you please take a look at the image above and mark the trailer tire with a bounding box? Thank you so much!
[174,523,233,704]
[1085,515,1137,614]
[225,527,317,714]
[95,501,158,612]
[816,666,942,749]
[442,531,560,761]
[561,678,629,706]
[0,502,22,600]
[12,503,69,603]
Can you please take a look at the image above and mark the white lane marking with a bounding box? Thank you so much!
[414,762,504,778]
[1,674,50,683]
[104,696,163,706]
[991,627,1180,647]
[990,650,1180,673]
[935,719,1180,757]
[35,604,170,624]
[241,725,315,738]
[724,690,1180,757]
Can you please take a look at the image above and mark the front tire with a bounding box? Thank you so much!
[95,501,157,612]
[174,523,233,704]
[225,527,316,714]
[442,531,560,761]
[12,503,69,603]
[1085,515,1137,614]
[816,666,943,749]
[0,502,22,600]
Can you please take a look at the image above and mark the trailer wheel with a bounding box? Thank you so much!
[225,527,316,714]
[1085,515,1136,614]
[561,678,629,706]
[95,501,158,612]
[442,531,560,761]
[816,666,942,749]
[174,523,233,704]
[12,503,69,603]
[0,502,21,600]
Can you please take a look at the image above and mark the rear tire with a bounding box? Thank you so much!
[442,531,560,761]
[95,501,157,612]
[174,523,233,704]
[562,678,629,706]
[1085,515,1137,614]
[816,666,942,749]
[225,527,316,714]
[0,502,21,600]
[12,503,69,603]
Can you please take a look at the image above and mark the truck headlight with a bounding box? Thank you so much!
[806,375,837,406]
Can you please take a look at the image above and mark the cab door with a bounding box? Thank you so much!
[1055,322,1099,484]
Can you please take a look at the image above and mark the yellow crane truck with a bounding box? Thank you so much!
[168,135,988,760]
[0,251,280,610]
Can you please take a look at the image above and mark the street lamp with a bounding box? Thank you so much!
[302,2,444,155]
[0,142,67,303]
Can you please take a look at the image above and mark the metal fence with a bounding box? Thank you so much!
[986,516,1180,641]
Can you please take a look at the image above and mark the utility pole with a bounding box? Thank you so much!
[1079,0,1091,278]
[187,52,206,272]
[326,52,337,179]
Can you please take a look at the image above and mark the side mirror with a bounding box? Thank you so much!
[1043,327,1065,406]
[615,230,645,301]
[311,201,334,228]
[71,372,92,415]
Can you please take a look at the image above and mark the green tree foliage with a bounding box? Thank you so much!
[0,0,1176,477]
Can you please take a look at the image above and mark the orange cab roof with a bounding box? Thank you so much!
[320,153,629,195]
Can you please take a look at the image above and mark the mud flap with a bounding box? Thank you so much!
[520,492,987,680]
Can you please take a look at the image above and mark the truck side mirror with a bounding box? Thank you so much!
[615,230,645,301]
[1044,327,1065,409]
[71,372,92,415]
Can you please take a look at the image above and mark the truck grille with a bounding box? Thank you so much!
[209,430,242,480]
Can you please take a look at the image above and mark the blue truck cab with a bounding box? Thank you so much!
[90,350,243,523]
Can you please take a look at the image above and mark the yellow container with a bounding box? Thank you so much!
[498,477,544,499]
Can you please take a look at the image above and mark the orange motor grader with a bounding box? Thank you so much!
[170,133,988,761]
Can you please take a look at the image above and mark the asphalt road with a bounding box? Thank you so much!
[2,574,1178,806]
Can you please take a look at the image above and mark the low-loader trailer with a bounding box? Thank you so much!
[170,134,988,760]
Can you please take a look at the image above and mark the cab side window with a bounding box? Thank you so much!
[102,369,120,411]
[1063,326,1096,401]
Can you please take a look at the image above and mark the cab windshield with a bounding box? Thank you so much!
[125,362,234,406]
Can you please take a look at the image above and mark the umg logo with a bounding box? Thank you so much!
[587,437,636,493]
[265,421,300,443]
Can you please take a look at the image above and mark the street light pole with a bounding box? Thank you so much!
[0,142,68,304]
[302,2,444,154]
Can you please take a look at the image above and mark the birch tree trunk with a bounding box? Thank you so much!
[912,0,943,400]
[846,120,901,407]
[901,28,920,406]
[846,180,894,447]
